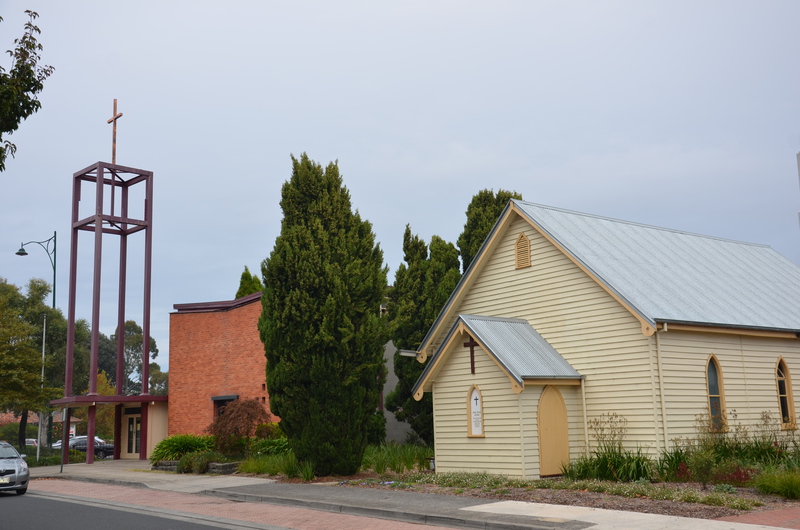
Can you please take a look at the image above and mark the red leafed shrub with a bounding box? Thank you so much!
[713,464,756,487]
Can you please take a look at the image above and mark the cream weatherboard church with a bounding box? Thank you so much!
[412,200,800,478]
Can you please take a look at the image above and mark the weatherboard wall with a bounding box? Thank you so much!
[429,329,585,478]
[445,213,658,450]
[657,330,800,441]
[432,335,525,476]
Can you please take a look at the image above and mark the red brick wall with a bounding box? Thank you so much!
[168,296,276,435]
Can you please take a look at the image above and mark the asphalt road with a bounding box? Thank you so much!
[0,493,264,530]
[9,479,451,530]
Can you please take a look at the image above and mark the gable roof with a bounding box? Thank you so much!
[417,201,800,357]
[413,314,581,398]
[514,201,800,333]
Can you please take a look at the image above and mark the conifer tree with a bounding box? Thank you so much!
[235,265,263,299]
[457,189,522,273]
[386,227,460,444]
[259,154,388,476]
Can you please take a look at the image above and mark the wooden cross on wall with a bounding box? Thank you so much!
[464,336,479,374]
[107,99,123,164]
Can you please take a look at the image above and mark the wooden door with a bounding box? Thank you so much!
[538,386,569,476]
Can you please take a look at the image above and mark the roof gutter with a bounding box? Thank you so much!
[656,320,800,339]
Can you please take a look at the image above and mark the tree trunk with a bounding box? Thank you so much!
[18,410,28,450]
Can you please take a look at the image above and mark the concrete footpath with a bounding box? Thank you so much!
[28,459,793,530]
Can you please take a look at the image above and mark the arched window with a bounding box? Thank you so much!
[467,385,484,437]
[706,356,726,432]
[777,359,796,428]
[515,233,531,269]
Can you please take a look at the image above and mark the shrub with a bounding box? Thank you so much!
[700,492,727,506]
[687,448,716,489]
[676,489,701,503]
[563,413,653,482]
[713,462,756,487]
[177,450,227,474]
[150,434,215,464]
[372,448,388,474]
[300,460,315,481]
[714,484,736,494]
[177,453,193,473]
[563,447,652,482]
[0,422,37,443]
[366,411,387,446]
[239,453,287,475]
[280,452,300,479]
[657,444,689,482]
[754,469,800,499]
[251,437,290,456]
[361,443,433,474]
[255,422,283,440]
[206,398,272,456]
[192,451,228,473]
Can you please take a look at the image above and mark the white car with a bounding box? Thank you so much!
[52,435,105,449]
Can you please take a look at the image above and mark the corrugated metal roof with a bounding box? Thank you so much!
[412,314,582,395]
[460,314,582,382]
[514,200,800,332]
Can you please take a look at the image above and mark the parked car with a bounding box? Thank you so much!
[0,441,29,495]
[25,439,37,447]
[52,435,104,450]
[70,438,114,459]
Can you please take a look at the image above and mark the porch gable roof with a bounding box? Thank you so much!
[413,314,581,399]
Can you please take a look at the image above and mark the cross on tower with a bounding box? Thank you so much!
[464,336,479,374]
[107,99,123,164]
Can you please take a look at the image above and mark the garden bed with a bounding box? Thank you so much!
[402,481,791,520]
[266,471,800,520]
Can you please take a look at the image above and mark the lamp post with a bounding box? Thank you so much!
[15,231,57,461]
[16,231,56,309]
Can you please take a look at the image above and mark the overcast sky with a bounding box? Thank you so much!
[2,1,799,371]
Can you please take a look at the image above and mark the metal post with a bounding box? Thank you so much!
[36,314,46,462]
[50,231,56,309]
[89,166,104,396]
[141,176,154,394]
[116,184,128,395]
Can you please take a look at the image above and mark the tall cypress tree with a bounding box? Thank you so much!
[385,227,460,445]
[235,266,263,299]
[259,154,388,476]
[457,189,522,273]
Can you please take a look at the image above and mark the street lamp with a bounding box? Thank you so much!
[16,231,56,309]
[15,231,57,460]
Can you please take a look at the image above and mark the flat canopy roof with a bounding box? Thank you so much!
[50,395,168,406]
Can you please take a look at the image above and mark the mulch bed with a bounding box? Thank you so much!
[266,472,800,520]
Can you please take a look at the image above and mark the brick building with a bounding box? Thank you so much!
[168,291,410,442]
[168,292,274,435]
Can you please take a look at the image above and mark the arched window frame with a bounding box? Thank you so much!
[706,355,726,432]
[776,358,796,429]
[515,233,531,269]
[466,385,485,438]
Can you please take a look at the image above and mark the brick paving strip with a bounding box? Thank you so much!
[29,478,448,530]
[716,508,800,530]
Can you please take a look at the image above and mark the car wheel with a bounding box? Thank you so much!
[15,487,27,495]
[96,450,106,459]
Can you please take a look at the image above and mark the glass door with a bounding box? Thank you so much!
[127,416,141,454]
